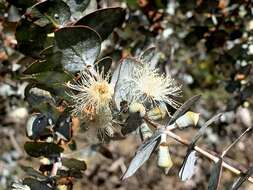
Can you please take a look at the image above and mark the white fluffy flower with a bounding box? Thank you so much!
[119,63,181,109]
[66,69,113,119]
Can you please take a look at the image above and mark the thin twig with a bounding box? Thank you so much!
[221,127,252,157]
[163,130,253,184]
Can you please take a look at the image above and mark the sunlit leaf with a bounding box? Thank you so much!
[139,47,158,69]
[122,132,161,180]
[179,150,198,181]
[112,57,142,110]
[54,26,101,72]
[75,7,126,40]
[208,159,223,190]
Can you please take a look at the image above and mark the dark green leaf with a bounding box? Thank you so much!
[54,115,72,141]
[20,165,48,180]
[23,178,52,190]
[24,142,64,158]
[62,158,87,171]
[23,52,63,74]
[31,0,71,26]
[6,0,37,9]
[55,26,101,72]
[208,159,223,190]
[16,19,52,57]
[75,7,126,40]
[26,113,52,140]
[96,57,112,75]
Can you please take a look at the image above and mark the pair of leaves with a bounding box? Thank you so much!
[122,95,202,180]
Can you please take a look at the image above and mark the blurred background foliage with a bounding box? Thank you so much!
[0,0,253,189]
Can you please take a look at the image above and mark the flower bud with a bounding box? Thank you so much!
[176,111,199,129]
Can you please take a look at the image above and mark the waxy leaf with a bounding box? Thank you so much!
[16,19,52,57]
[179,150,198,181]
[55,26,101,72]
[31,0,71,26]
[231,166,253,190]
[75,7,126,40]
[140,47,158,69]
[24,142,64,158]
[112,57,142,110]
[23,52,63,74]
[122,132,161,180]
[208,159,223,190]
[96,57,112,75]
[167,95,201,126]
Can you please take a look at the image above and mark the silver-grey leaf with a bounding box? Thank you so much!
[122,132,161,180]
[179,150,197,181]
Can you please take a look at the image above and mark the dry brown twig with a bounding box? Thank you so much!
[144,118,253,184]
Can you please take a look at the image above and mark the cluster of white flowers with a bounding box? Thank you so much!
[65,53,182,143]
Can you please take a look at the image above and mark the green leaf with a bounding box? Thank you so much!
[24,142,64,158]
[23,71,72,100]
[55,26,101,72]
[62,158,87,171]
[208,159,223,190]
[16,19,53,57]
[96,57,112,75]
[23,52,63,74]
[23,178,52,190]
[31,0,71,26]
[6,0,37,9]
[75,7,126,40]
[20,165,48,180]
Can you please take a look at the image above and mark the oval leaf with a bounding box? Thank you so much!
[179,150,198,181]
[24,142,64,158]
[122,132,161,180]
[55,26,101,72]
[31,0,71,26]
[75,7,126,40]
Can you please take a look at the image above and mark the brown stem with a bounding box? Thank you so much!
[163,130,253,184]
[221,127,252,157]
